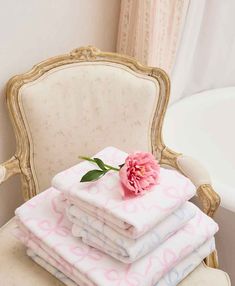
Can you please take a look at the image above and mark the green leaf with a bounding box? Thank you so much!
[93,158,107,171]
[80,170,105,182]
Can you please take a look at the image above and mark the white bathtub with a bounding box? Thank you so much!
[163,87,235,283]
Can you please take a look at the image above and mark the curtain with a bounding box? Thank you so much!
[171,0,235,102]
[117,0,189,75]
[117,0,235,103]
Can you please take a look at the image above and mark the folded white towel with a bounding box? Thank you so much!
[52,147,196,239]
[27,238,215,286]
[15,188,218,286]
[27,248,77,286]
[67,202,197,263]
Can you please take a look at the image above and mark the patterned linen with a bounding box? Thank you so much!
[15,188,218,286]
[27,238,215,286]
[68,202,197,263]
[52,147,196,239]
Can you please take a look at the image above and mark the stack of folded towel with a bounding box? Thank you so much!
[15,147,218,286]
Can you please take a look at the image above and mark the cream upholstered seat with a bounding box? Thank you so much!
[0,46,230,285]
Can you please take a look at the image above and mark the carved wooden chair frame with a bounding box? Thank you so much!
[0,46,220,268]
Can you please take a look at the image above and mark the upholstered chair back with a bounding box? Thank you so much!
[5,47,170,199]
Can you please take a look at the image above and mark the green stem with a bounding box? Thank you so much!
[79,156,120,171]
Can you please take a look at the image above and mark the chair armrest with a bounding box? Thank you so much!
[176,155,221,218]
[0,156,21,185]
[160,147,221,217]
[176,155,211,187]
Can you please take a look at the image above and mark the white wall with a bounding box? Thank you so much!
[0,0,121,226]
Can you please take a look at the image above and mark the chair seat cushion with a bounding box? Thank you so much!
[0,218,230,286]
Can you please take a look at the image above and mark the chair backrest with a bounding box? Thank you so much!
[6,46,170,199]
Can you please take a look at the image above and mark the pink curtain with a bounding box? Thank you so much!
[116,0,189,75]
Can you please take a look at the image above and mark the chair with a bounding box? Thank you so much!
[0,46,230,285]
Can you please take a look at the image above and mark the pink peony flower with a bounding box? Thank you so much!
[119,152,160,199]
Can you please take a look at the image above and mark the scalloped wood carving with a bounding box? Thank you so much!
[70,46,101,60]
